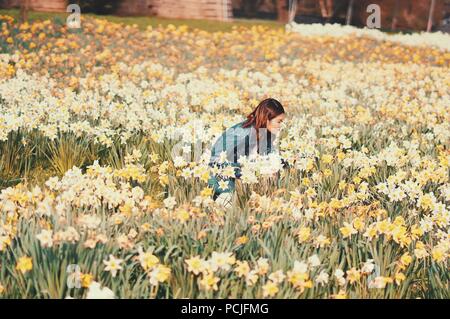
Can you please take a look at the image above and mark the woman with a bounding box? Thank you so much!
[208,98,286,206]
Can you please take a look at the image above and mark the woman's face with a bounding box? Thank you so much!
[267,113,286,134]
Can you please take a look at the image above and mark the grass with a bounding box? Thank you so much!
[0,8,284,32]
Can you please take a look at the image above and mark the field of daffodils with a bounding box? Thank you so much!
[0,15,449,299]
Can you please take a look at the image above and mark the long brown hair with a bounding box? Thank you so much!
[242,98,285,153]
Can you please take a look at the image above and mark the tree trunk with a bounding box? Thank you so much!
[346,0,354,25]
[327,0,334,18]
[427,0,436,32]
[288,0,298,24]
[276,0,289,22]
[391,0,400,30]
[20,0,30,23]
[319,0,328,18]
[319,0,334,21]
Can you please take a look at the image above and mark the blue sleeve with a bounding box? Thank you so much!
[210,123,249,165]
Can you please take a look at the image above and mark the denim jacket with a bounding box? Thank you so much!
[208,121,275,197]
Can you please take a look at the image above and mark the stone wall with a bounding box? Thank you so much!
[1,0,67,12]
[116,0,157,16]
[0,0,233,20]
[101,0,233,20]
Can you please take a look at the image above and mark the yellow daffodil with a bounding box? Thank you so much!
[16,256,33,274]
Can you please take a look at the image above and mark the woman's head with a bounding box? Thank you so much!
[242,98,286,134]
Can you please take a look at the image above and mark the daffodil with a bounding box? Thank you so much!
[398,252,412,270]
[262,281,279,298]
[431,246,447,263]
[186,256,206,275]
[315,270,329,286]
[394,272,406,285]
[331,290,347,299]
[340,222,357,238]
[346,268,361,284]
[268,270,285,284]
[137,247,160,271]
[81,273,94,288]
[198,272,220,291]
[209,252,235,272]
[36,229,53,248]
[255,258,270,275]
[234,261,251,278]
[16,256,32,274]
[414,241,429,259]
[148,265,171,285]
[103,255,123,278]
[297,226,311,243]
